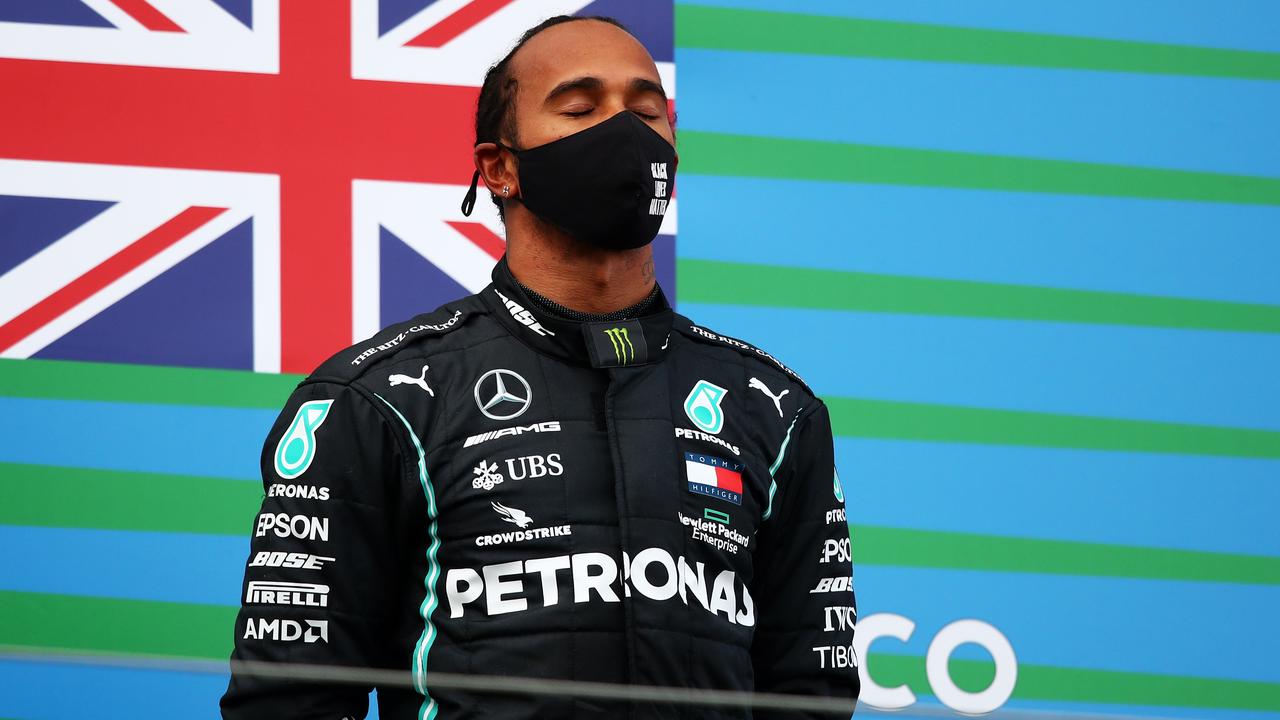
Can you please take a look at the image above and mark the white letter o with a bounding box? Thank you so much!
[926,619,1017,715]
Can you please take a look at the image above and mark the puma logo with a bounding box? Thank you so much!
[389,364,434,396]
[748,377,789,418]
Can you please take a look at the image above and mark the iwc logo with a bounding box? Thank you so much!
[474,369,532,421]
[684,380,727,435]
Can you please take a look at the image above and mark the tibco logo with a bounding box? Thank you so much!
[243,618,328,643]
[255,513,329,541]
[856,615,1017,715]
[446,548,754,627]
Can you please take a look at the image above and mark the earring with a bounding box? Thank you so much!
[502,185,510,196]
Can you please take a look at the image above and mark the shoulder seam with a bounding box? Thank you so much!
[675,318,814,396]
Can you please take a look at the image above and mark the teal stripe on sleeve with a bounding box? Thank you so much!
[762,412,802,521]
[375,394,441,720]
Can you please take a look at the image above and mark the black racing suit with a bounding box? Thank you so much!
[221,257,858,719]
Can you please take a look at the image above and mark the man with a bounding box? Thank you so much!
[222,15,857,719]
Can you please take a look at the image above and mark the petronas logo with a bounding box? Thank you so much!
[603,327,635,365]
[274,399,334,479]
[683,380,727,435]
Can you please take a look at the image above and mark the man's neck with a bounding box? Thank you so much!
[504,210,657,315]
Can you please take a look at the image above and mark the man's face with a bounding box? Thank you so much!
[506,20,674,150]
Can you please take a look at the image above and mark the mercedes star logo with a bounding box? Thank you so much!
[473,368,532,420]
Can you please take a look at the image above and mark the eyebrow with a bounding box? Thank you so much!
[543,76,668,103]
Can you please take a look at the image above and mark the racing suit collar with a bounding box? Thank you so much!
[483,255,674,369]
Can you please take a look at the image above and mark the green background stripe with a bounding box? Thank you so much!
[678,259,1280,333]
[7,461,1276,584]
[0,358,299,408]
[855,526,1280,585]
[0,591,235,660]
[0,463,260,535]
[826,396,1280,459]
[678,131,1280,206]
[2,588,1276,713]
[676,4,1280,81]
[869,654,1280,712]
[8,358,1279,461]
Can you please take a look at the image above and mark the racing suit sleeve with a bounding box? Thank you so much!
[750,400,859,717]
[221,381,412,719]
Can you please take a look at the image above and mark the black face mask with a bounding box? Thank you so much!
[462,111,677,251]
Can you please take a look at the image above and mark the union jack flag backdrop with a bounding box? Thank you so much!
[0,0,677,374]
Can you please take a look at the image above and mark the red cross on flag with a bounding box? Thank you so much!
[0,0,677,373]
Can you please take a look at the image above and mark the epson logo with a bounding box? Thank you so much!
[268,484,330,501]
[255,513,329,541]
[249,551,334,571]
[820,537,851,564]
[246,581,329,607]
[463,421,561,448]
[243,618,328,644]
[446,548,755,628]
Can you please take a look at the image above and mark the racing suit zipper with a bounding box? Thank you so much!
[603,367,638,720]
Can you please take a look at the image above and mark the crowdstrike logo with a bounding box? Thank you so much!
[494,289,555,337]
[445,548,755,627]
[492,501,534,529]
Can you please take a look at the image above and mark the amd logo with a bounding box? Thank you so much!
[243,618,328,644]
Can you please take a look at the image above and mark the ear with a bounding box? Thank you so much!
[474,143,519,201]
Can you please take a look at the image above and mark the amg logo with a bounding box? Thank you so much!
[463,421,561,448]
[243,618,328,643]
[246,581,329,607]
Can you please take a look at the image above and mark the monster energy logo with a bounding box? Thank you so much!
[603,327,635,365]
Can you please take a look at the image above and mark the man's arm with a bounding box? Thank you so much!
[221,381,411,719]
[751,400,859,717]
